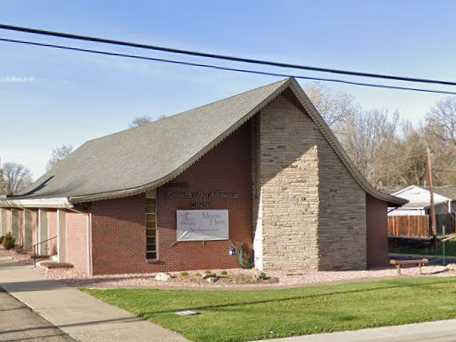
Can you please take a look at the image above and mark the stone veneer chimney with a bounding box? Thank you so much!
[253,90,366,272]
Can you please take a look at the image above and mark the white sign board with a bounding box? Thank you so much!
[176,210,229,241]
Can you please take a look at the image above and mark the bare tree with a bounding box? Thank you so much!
[305,87,456,189]
[396,123,428,186]
[3,162,32,195]
[46,145,73,171]
[338,109,400,188]
[0,159,6,195]
[426,97,456,148]
[129,115,167,128]
[129,116,153,128]
[424,97,456,185]
[305,83,357,129]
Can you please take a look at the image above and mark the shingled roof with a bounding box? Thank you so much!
[9,78,406,205]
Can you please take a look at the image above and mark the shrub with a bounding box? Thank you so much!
[180,272,189,277]
[2,233,15,250]
[257,272,270,281]
[220,270,228,276]
[238,244,254,269]
[0,236,4,244]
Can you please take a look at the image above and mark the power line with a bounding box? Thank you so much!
[2,37,456,96]
[1,23,456,87]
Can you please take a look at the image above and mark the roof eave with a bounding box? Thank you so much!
[0,197,73,209]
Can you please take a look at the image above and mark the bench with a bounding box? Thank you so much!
[390,258,429,275]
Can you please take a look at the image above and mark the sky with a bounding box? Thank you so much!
[1,1,456,178]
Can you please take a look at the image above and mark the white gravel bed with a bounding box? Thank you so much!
[0,247,33,265]
[40,264,454,290]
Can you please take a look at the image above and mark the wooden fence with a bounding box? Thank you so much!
[388,214,456,238]
[388,215,431,238]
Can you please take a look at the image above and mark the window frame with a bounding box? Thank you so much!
[145,193,158,261]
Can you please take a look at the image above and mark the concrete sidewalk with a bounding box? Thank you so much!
[0,288,74,341]
[0,260,187,342]
[258,319,456,342]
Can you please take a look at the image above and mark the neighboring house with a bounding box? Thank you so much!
[432,186,456,215]
[388,185,456,238]
[0,78,405,275]
[389,185,454,216]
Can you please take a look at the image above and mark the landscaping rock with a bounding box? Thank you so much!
[206,276,218,283]
[447,264,456,272]
[202,273,217,280]
[155,272,171,281]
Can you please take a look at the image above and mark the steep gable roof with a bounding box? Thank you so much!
[11,78,405,206]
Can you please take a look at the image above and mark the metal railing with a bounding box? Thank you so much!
[32,236,57,267]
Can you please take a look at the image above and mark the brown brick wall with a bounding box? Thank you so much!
[366,194,389,268]
[90,122,253,275]
[91,194,146,274]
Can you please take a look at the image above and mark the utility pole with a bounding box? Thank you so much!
[427,147,437,237]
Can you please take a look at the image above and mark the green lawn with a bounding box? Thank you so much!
[83,277,456,342]
[390,239,456,257]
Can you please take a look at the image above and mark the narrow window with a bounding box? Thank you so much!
[145,197,157,260]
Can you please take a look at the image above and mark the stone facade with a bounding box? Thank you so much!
[254,89,366,271]
[317,110,366,270]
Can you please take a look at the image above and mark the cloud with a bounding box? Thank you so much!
[0,76,35,83]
